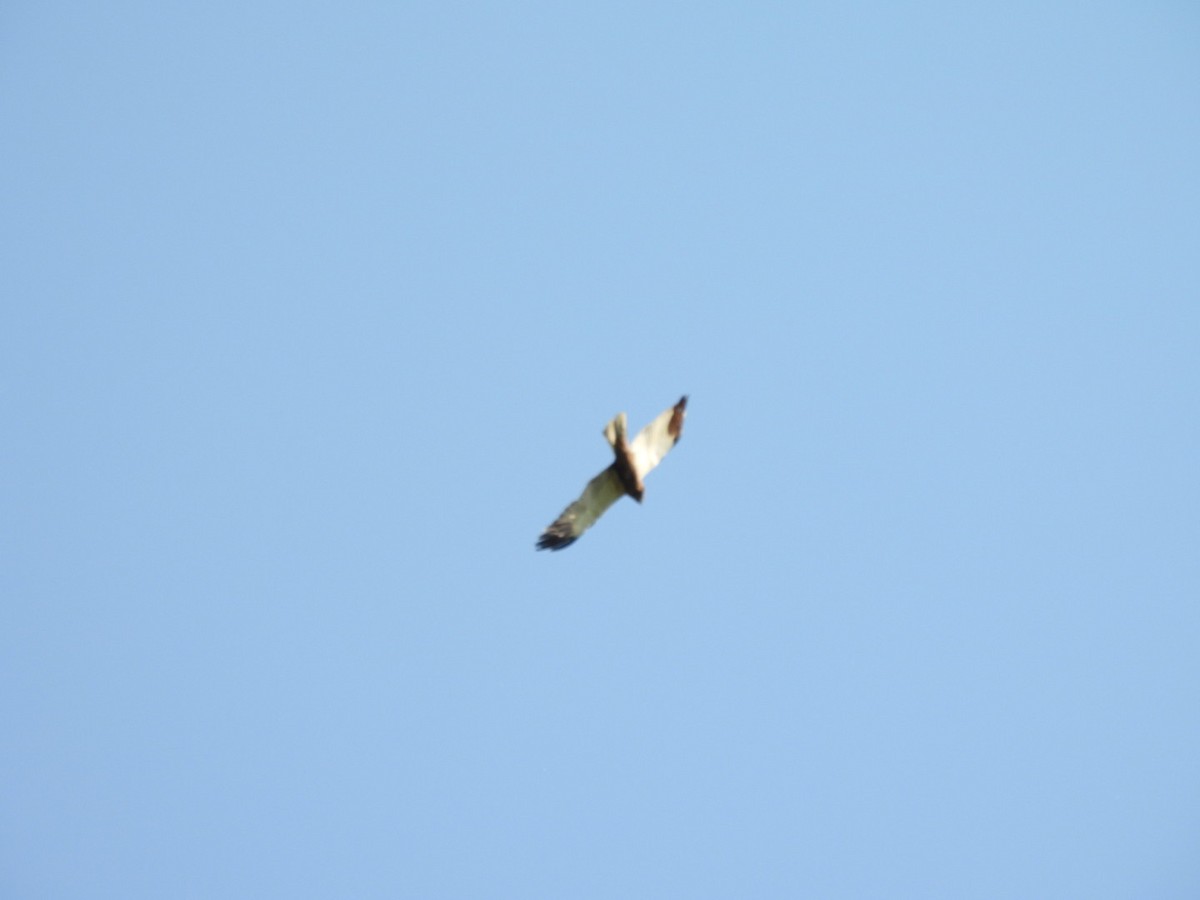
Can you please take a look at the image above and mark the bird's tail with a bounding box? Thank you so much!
[603,412,628,449]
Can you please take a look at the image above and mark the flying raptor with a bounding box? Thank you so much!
[536,396,688,551]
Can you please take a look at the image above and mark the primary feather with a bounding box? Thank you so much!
[535,466,624,551]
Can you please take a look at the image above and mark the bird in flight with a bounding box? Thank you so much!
[537,396,688,551]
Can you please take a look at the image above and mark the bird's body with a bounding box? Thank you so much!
[537,396,687,551]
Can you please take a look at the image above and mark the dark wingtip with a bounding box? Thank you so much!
[535,535,576,549]
[668,395,688,441]
[536,530,577,551]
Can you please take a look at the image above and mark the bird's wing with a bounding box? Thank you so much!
[536,464,625,551]
[629,396,687,480]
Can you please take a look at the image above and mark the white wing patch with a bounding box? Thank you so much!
[536,465,624,551]
[629,402,683,479]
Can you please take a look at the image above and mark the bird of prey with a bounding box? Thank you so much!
[537,396,688,551]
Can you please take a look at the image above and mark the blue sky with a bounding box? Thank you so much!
[3,3,1199,897]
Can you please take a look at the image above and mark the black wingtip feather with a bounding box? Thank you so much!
[536,530,577,551]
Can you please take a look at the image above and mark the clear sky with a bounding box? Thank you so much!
[3,3,1199,897]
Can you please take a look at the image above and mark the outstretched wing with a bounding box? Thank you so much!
[629,395,687,480]
[536,464,625,551]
